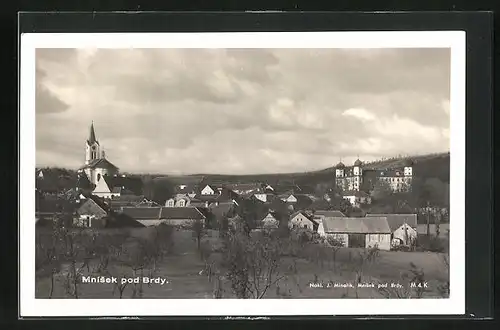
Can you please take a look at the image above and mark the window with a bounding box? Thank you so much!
[97,173,101,182]
[167,200,174,207]
[178,200,186,207]
[303,224,308,229]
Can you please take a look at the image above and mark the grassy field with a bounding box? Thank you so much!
[35,228,449,299]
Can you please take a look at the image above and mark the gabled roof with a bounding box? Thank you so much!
[314,210,346,218]
[200,184,220,193]
[365,213,418,231]
[174,184,198,194]
[192,193,230,202]
[77,197,108,216]
[261,211,281,221]
[120,207,162,220]
[290,210,314,221]
[321,217,391,234]
[159,207,205,220]
[80,158,119,171]
[225,183,264,193]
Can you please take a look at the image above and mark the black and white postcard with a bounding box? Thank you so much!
[20,31,466,317]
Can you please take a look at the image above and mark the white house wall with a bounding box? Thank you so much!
[201,186,215,195]
[392,224,418,245]
[289,214,315,231]
[365,233,391,250]
[254,193,267,203]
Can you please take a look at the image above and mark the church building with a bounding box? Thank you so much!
[77,122,119,186]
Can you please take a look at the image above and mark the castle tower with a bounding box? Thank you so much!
[403,158,414,191]
[335,160,345,178]
[85,121,100,165]
[403,158,413,177]
[353,156,363,191]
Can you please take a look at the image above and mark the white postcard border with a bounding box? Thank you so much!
[20,31,465,317]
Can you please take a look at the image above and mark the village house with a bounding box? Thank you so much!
[224,183,264,197]
[119,207,163,226]
[365,213,418,247]
[108,194,148,211]
[318,216,392,250]
[312,210,346,226]
[159,207,206,227]
[165,194,193,207]
[252,192,276,203]
[174,184,198,197]
[75,195,109,228]
[289,210,318,231]
[200,184,220,196]
[279,193,298,203]
[257,211,281,230]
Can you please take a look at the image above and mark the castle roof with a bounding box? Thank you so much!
[335,161,345,169]
[354,158,363,166]
[403,158,414,166]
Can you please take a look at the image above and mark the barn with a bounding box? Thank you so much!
[317,217,392,250]
[365,213,418,247]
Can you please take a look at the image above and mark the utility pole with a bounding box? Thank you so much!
[426,201,431,237]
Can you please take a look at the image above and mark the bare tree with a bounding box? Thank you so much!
[222,231,287,299]
[190,220,207,255]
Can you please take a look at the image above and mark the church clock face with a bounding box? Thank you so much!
[91,146,96,151]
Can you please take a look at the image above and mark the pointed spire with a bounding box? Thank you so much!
[88,121,97,144]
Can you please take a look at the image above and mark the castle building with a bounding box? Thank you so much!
[335,157,413,193]
[77,122,119,186]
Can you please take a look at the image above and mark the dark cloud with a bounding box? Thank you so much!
[34,47,451,174]
[35,66,69,114]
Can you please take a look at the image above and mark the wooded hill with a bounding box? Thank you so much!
[164,152,450,188]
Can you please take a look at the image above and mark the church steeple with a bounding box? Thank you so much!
[88,121,97,145]
[85,121,100,165]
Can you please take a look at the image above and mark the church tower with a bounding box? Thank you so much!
[85,121,100,165]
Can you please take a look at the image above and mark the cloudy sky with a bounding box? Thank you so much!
[35,47,450,175]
